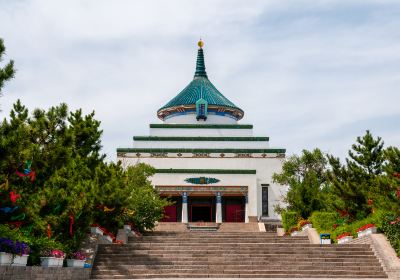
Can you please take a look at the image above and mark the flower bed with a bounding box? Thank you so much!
[289,226,300,236]
[40,249,65,267]
[90,224,116,243]
[66,251,86,268]
[0,238,30,266]
[336,232,353,244]
[357,224,377,237]
[299,220,312,230]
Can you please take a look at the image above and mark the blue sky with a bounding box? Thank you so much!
[0,0,399,160]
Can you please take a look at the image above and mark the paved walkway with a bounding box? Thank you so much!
[98,278,392,280]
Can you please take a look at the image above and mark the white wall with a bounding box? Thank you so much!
[149,127,254,137]
[119,156,286,219]
[132,140,270,149]
[164,113,237,124]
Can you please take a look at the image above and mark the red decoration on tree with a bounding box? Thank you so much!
[9,191,21,204]
[367,199,373,205]
[15,169,36,181]
[47,224,52,238]
[393,172,400,179]
[337,209,348,217]
[7,221,24,228]
[69,214,74,236]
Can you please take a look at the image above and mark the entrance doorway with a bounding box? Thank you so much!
[188,196,215,222]
[191,205,212,222]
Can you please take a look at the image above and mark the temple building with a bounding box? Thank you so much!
[117,40,287,223]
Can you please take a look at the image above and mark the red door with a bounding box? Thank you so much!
[161,205,177,222]
[225,205,244,222]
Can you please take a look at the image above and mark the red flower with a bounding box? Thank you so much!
[332,223,338,229]
[367,199,373,205]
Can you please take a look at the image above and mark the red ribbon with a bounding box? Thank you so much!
[16,169,36,182]
[7,221,24,228]
[9,191,21,204]
[47,224,52,238]
[69,214,74,236]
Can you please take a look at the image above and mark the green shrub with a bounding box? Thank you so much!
[330,224,353,241]
[330,212,389,242]
[281,211,300,232]
[309,211,338,233]
[380,214,400,256]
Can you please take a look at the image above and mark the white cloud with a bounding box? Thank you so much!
[0,0,399,160]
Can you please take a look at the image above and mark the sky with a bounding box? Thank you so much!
[0,0,399,161]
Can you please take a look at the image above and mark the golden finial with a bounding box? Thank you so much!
[198,39,204,49]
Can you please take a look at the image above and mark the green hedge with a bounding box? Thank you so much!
[309,211,338,233]
[281,211,300,232]
[381,214,400,256]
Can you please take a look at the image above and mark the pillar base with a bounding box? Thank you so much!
[248,216,258,222]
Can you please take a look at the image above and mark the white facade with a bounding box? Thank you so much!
[117,42,287,223]
[118,123,287,222]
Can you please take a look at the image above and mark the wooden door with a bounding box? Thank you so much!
[225,204,244,222]
[161,205,177,222]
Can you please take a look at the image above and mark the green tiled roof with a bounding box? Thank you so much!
[157,48,243,113]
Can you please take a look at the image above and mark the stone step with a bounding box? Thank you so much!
[91,268,385,275]
[90,270,387,278]
[122,242,370,248]
[94,256,379,263]
[92,230,387,279]
[92,264,384,271]
[91,274,387,279]
[142,231,272,236]
[95,249,375,255]
[98,244,373,250]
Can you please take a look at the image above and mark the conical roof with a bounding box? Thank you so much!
[157,41,244,120]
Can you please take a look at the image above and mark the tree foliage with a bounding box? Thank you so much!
[273,130,399,253]
[327,130,387,219]
[0,101,168,261]
[0,38,15,103]
[273,149,330,218]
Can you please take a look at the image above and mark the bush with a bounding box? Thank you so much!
[309,211,338,233]
[281,211,300,232]
[329,212,391,241]
[380,214,400,256]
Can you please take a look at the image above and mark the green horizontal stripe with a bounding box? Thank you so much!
[155,169,256,174]
[117,148,285,153]
[149,124,253,129]
[133,136,269,141]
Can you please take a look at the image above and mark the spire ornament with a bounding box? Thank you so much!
[194,39,207,78]
[198,39,204,49]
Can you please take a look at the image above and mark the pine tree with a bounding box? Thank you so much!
[327,130,385,219]
[0,38,15,104]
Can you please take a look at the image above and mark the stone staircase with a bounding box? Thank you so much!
[91,231,388,279]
